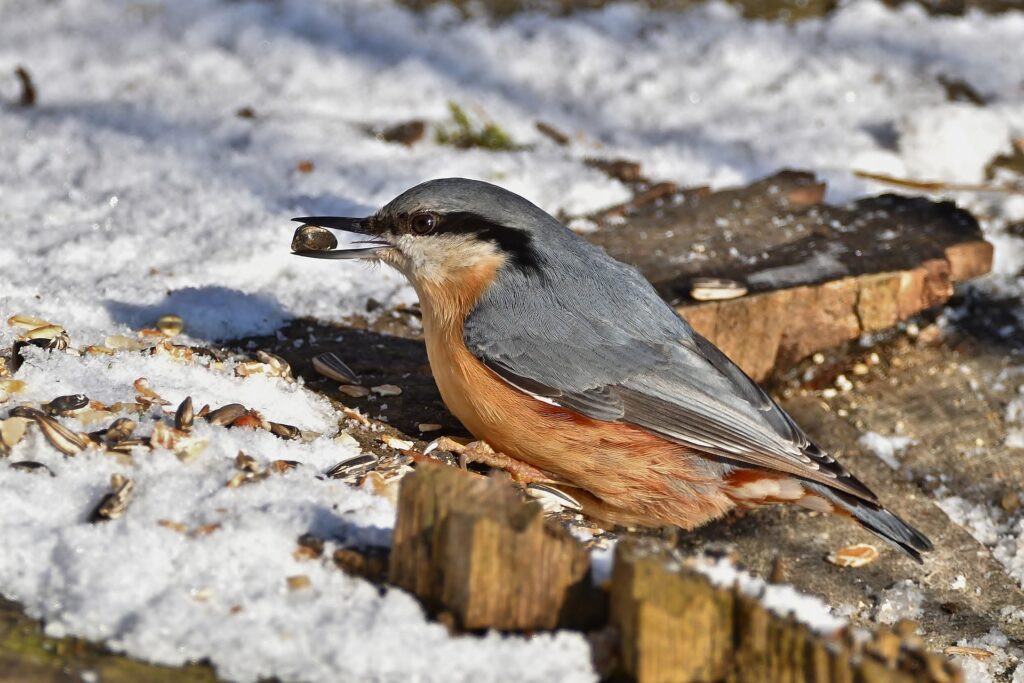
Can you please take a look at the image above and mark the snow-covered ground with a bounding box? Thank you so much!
[2,0,1024,681]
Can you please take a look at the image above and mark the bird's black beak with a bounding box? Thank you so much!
[290,216,389,260]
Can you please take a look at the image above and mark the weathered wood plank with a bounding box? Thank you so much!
[587,171,993,380]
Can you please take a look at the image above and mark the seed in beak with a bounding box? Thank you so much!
[291,225,339,253]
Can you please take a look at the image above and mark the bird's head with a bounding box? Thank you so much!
[292,178,559,294]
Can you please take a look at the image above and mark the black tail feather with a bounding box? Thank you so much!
[805,482,933,563]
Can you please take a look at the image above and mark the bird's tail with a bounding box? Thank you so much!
[803,481,933,563]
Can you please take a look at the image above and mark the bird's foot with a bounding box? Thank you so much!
[424,437,558,485]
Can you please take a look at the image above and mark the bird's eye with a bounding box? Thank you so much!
[410,212,436,235]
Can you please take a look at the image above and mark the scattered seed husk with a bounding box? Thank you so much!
[296,533,325,558]
[175,396,194,432]
[156,314,184,337]
[377,119,426,146]
[91,474,134,522]
[943,646,994,660]
[84,344,115,356]
[286,575,312,591]
[417,423,442,433]
[256,350,291,379]
[206,403,246,426]
[827,543,879,568]
[341,408,370,426]
[104,417,137,442]
[312,352,359,384]
[326,454,378,481]
[271,459,301,474]
[9,461,54,475]
[234,451,259,472]
[14,65,35,107]
[362,470,400,505]
[338,384,369,398]
[107,437,150,454]
[371,384,402,397]
[381,435,413,450]
[43,393,89,416]
[37,415,89,455]
[9,405,44,420]
[269,422,300,440]
[23,324,64,341]
[1,417,30,449]
[690,277,747,301]
[158,519,188,533]
[333,431,359,448]
[73,409,114,426]
[526,483,583,513]
[133,377,170,407]
[230,414,263,430]
[105,335,146,351]
[7,314,50,329]
[291,224,338,253]
[0,379,26,394]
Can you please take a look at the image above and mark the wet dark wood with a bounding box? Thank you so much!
[588,171,992,380]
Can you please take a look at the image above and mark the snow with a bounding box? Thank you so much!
[2,0,1024,679]
[1,345,596,683]
[858,431,914,470]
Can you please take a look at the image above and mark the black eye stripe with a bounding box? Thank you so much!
[433,212,540,272]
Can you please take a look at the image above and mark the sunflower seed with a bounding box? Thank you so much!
[91,474,134,522]
[24,324,64,341]
[156,314,184,337]
[133,377,170,406]
[206,403,246,426]
[526,484,583,513]
[689,277,747,301]
[1,417,30,449]
[43,393,89,416]
[312,353,359,384]
[269,422,300,440]
[37,415,89,455]
[8,405,44,420]
[325,454,378,481]
[9,461,54,475]
[104,417,137,442]
[291,224,338,253]
[175,396,194,432]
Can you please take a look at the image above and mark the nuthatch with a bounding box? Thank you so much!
[293,178,932,562]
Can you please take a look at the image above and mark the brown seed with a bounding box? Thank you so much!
[175,396,194,432]
[270,459,301,474]
[9,460,54,476]
[338,384,369,398]
[205,403,247,426]
[230,414,263,430]
[43,394,89,416]
[234,451,259,473]
[37,415,89,455]
[943,646,994,660]
[296,160,314,174]
[377,119,427,146]
[158,519,188,534]
[291,224,337,253]
[104,417,137,443]
[156,314,184,337]
[269,422,300,440]
[286,575,311,591]
[91,474,134,522]
[133,378,170,406]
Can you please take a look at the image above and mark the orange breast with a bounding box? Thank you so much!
[414,268,735,529]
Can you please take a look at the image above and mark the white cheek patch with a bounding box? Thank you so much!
[396,233,503,285]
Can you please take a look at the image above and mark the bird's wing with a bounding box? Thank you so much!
[466,317,877,502]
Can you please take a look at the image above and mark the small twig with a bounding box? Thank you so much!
[14,66,35,107]
[854,170,1024,195]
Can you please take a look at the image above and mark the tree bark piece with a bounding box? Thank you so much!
[389,463,599,631]
[587,171,993,381]
[609,541,962,683]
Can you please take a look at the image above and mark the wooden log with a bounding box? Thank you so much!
[388,463,599,631]
[609,540,963,683]
[610,541,734,683]
[587,171,993,381]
